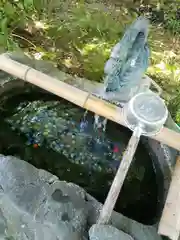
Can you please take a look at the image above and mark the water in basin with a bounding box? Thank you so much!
[0,85,161,225]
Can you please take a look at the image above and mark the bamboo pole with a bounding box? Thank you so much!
[0,53,180,151]
[158,155,180,240]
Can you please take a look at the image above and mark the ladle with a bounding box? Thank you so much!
[97,92,168,224]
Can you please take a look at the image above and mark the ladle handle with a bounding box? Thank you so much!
[158,155,180,240]
[97,128,141,225]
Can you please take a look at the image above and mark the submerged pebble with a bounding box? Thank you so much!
[6,100,128,173]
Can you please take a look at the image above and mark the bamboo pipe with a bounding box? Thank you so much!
[0,53,179,151]
[158,155,180,240]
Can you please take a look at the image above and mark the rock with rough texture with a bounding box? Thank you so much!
[103,16,150,102]
[0,154,162,240]
[0,155,88,240]
[89,224,134,240]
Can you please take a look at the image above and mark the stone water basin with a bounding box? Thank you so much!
[0,75,175,228]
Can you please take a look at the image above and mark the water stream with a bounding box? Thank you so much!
[0,85,162,225]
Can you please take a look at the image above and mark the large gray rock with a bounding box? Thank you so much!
[0,154,162,240]
[0,155,88,240]
[89,224,134,240]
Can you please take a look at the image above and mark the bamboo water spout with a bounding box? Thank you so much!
[0,53,179,151]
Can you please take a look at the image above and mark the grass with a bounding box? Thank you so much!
[1,0,180,123]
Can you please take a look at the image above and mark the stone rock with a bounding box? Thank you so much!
[0,155,88,240]
[85,192,162,240]
[0,154,163,240]
[89,224,134,240]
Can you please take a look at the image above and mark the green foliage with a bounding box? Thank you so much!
[41,2,131,80]
[165,18,180,34]
[168,93,180,123]
[163,1,180,34]
[130,0,180,35]
[0,0,34,50]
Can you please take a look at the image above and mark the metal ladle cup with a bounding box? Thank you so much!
[124,91,168,136]
[97,92,168,225]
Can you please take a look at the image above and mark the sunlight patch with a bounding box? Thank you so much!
[34,21,48,30]
[81,42,111,57]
